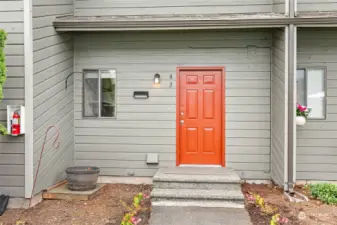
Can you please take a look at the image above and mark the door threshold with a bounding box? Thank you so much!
[179,164,222,168]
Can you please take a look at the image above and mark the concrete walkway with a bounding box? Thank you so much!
[149,206,252,225]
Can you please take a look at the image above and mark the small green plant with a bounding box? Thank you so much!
[246,193,278,215]
[0,29,8,135]
[246,193,289,224]
[309,183,337,205]
[270,214,289,225]
[121,193,150,225]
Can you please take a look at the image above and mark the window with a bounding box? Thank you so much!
[296,68,326,119]
[83,69,116,118]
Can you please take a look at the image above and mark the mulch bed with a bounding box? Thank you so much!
[2,183,337,225]
[243,183,337,225]
[0,184,152,225]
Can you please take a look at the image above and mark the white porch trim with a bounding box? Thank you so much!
[24,0,34,198]
[284,26,289,189]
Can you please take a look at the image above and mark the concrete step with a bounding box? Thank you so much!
[151,188,245,208]
[152,200,245,209]
[153,167,241,184]
[154,180,241,191]
[149,206,252,225]
[151,167,245,208]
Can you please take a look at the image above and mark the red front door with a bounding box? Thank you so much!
[177,67,224,166]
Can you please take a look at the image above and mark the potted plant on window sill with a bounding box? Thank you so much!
[296,104,311,126]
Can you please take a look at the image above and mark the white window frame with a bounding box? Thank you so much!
[83,69,117,119]
[297,67,327,120]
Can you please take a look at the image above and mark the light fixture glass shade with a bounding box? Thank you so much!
[154,73,160,84]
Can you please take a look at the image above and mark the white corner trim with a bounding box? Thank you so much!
[284,26,289,189]
[292,26,298,183]
[285,0,289,15]
[24,0,34,199]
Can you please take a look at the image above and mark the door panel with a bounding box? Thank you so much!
[203,128,215,153]
[186,90,198,119]
[178,69,224,165]
[203,90,215,119]
[186,127,198,153]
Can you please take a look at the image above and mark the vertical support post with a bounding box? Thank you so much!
[24,0,34,198]
[289,0,295,18]
[287,24,297,193]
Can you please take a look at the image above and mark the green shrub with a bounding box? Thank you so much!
[0,29,7,135]
[309,183,337,205]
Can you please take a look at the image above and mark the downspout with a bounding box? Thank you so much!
[286,0,297,194]
[284,26,289,191]
[24,0,34,198]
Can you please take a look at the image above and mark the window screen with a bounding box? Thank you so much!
[83,70,99,117]
[296,68,326,119]
[306,69,326,119]
[83,69,116,118]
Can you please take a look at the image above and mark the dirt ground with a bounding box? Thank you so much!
[1,183,337,225]
[243,183,337,225]
[0,184,151,225]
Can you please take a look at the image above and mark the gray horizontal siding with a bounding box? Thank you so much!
[0,0,25,197]
[297,28,337,181]
[74,30,272,180]
[272,0,285,13]
[297,0,337,12]
[271,28,286,186]
[74,0,273,16]
[32,0,74,194]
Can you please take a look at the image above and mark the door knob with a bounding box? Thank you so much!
[180,120,184,125]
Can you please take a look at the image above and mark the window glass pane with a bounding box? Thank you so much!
[307,69,325,119]
[296,69,306,105]
[100,70,116,117]
[84,70,99,117]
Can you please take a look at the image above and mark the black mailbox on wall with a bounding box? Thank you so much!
[133,91,149,99]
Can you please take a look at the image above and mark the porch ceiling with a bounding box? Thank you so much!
[53,13,337,32]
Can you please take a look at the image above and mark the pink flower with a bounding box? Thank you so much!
[143,194,150,199]
[131,217,142,225]
[297,104,307,112]
[245,194,256,201]
[279,217,289,224]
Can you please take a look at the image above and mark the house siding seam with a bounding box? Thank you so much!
[297,0,337,12]
[297,28,337,181]
[74,30,272,180]
[74,0,273,17]
[271,28,286,186]
[32,0,74,194]
[273,0,286,13]
[0,0,25,198]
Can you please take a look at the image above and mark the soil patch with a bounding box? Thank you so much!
[243,183,337,225]
[0,184,151,225]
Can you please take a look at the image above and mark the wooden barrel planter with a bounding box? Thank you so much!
[66,166,100,191]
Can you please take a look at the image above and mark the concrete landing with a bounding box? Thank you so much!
[153,167,241,183]
[149,206,252,225]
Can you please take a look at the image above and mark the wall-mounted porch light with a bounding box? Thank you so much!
[154,73,161,84]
